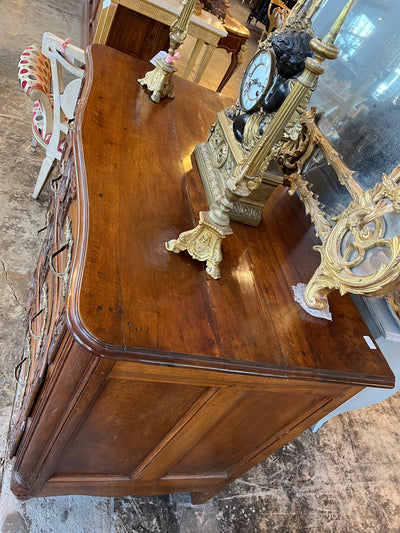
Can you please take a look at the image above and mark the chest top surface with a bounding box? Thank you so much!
[69,44,394,386]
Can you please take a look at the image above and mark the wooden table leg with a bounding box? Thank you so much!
[193,44,217,83]
[183,39,204,80]
[217,43,247,92]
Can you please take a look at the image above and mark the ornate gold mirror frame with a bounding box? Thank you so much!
[277,108,400,310]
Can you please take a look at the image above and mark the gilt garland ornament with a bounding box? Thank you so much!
[277,109,400,310]
[138,0,197,103]
[166,0,356,280]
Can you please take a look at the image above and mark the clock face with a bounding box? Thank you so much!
[239,49,276,113]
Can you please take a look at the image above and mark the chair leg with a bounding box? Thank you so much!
[33,155,55,198]
[31,136,38,153]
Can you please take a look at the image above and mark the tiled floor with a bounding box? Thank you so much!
[1,1,400,532]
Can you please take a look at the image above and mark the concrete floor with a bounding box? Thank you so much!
[1,0,400,531]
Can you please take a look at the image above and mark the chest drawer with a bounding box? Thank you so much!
[10,143,78,458]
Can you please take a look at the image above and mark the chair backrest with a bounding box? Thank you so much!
[40,33,85,151]
[18,44,52,98]
[267,0,291,33]
[18,43,53,140]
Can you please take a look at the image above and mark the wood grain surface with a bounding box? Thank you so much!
[71,44,394,387]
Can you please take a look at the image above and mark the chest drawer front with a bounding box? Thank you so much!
[10,278,50,457]
[10,143,78,458]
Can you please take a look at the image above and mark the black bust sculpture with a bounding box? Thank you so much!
[233,29,313,144]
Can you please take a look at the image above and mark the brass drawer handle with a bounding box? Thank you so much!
[38,211,51,235]
[51,160,65,193]
[14,357,26,383]
[49,217,73,299]
[28,283,48,360]
[14,332,32,414]
[15,355,29,385]
[28,308,45,342]
[14,333,31,411]
[51,174,63,194]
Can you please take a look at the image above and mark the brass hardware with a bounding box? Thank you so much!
[51,159,65,193]
[50,175,63,193]
[38,211,51,235]
[28,282,48,359]
[15,344,30,385]
[29,309,45,342]
[14,333,32,413]
[165,210,233,279]
[14,358,27,384]
[138,0,198,102]
[49,217,73,299]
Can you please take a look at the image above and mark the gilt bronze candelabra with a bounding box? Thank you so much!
[138,0,197,103]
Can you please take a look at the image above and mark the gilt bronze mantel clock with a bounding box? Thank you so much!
[194,0,323,226]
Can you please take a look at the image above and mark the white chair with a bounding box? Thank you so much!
[18,32,85,198]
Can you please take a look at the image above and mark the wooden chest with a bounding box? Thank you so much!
[9,46,394,503]
[82,0,170,62]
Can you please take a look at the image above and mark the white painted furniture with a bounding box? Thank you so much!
[92,0,227,82]
[18,33,85,198]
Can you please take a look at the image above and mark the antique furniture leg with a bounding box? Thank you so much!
[186,14,250,87]
[183,38,204,79]
[216,15,250,93]
[217,44,246,92]
[193,43,218,83]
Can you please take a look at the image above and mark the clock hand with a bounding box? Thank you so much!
[246,78,263,90]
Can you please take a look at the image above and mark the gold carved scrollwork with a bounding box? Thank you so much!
[277,109,400,310]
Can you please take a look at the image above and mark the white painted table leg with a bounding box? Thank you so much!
[193,43,216,83]
[183,38,204,80]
